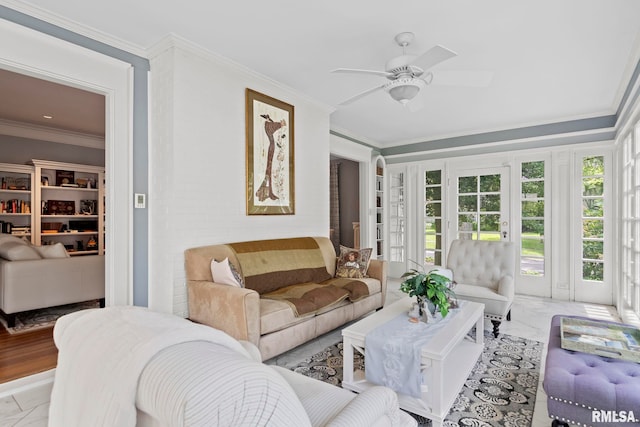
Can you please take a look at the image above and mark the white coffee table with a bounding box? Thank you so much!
[341,297,484,427]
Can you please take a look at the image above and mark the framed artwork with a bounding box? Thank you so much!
[55,170,75,186]
[245,88,295,215]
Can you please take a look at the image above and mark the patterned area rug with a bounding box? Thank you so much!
[292,331,542,426]
[0,300,100,334]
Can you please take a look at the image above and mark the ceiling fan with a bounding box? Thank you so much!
[332,32,458,109]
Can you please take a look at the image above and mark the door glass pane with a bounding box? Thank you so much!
[480,214,500,231]
[480,174,501,192]
[581,156,605,282]
[583,219,604,238]
[480,194,500,211]
[425,170,443,266]
[583,198,603,217]
[522,181,544,197]
[458,195,477,212]
[425,170,441,185]
[389,172,404,263]
[520,161,545,276]
[522,162,544,179]
[458,176,477,193]
[457,171,503,241]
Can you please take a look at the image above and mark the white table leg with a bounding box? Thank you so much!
[342,336,354,385]
[476,313,484,345]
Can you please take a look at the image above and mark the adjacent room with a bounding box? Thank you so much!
[1,1,640,426]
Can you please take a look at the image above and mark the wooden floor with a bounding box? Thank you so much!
[0,324,57,384]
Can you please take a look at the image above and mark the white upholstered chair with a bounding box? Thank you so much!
[436,239,516,337]
[49,306,417,427]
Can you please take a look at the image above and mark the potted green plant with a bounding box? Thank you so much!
[400,268,457,318]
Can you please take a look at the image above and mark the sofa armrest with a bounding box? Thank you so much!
[367,259,388,305]
[0,256,105,313]
[187,280,261,346]
[326,386,413,427]
[497,275,515,302]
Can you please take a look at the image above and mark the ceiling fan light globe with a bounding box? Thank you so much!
[385,77,426,104]
[389,85,420,102]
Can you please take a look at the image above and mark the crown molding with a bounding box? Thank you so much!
[0,118,104,149]
[0,1,147,58]
[147,34,335,115]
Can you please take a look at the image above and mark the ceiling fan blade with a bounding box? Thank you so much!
[338,84,385,106]
[331,68,394,78]
[410,45,457,71]
[431,70,494,87]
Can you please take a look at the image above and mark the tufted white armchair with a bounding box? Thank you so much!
[436,239,515,337]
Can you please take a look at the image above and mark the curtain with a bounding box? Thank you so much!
[330,160,340,253]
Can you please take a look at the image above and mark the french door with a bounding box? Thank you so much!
[574,153,613,304]
[454,163,553,297]
[452,167,510,243]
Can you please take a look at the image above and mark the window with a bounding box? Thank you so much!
[424,170,443,266]
[520,161,545,276]
[621,126,640,321]
[389,172,405,263]
[581,156,605,282]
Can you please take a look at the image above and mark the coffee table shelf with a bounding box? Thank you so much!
[342,297,484,427]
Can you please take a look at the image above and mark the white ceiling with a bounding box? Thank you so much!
[3,0,640,148]
[0,68,105,135]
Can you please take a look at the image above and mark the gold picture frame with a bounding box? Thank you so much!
[246,88,295,215]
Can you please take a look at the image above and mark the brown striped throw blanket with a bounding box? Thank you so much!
[229,237,369,316]
[262,278,370,316]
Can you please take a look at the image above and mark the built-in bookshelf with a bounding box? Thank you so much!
[31,160,105,256]
[374,156,385,259]
[0,163,35,243]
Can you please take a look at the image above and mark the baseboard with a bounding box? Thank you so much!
[0,369,55,399]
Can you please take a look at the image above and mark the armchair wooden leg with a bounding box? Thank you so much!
[491,320,501,338]
[507,310,511,321]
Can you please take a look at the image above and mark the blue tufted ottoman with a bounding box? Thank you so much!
[543,315,640,427]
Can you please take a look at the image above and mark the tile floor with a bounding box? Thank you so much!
[0,278,621,426]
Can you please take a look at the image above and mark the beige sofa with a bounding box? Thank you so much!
[0,234,105,327]
[185,236,387,360]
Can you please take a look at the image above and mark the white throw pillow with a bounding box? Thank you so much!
[211,257,242,287]
[0,241,42,261]
[35,243,70,259]
[0,234,28,246]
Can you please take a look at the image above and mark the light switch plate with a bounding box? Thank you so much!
[134,193,146,208]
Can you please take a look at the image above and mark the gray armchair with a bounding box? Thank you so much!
[437,239,515,337]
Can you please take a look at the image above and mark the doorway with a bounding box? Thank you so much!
[330,157,361,252]
[0,69,106,384]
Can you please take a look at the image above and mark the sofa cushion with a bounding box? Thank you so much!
[336,246,372,279]
[260,299,315,335]
[0,234,28,246]
[34,243,70,259]
[229,237,332,294]
[0,240,42,261]
[210,257,243,287]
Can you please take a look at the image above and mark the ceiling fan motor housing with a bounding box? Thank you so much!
[385,55,423,78]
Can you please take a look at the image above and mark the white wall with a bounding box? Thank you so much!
[149,38,332,316]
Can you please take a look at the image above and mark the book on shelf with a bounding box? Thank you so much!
[0,199,31,214]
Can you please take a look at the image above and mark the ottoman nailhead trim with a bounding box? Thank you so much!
[549,414,589,427]
[548,395,599,411]
[549,396,601,427]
